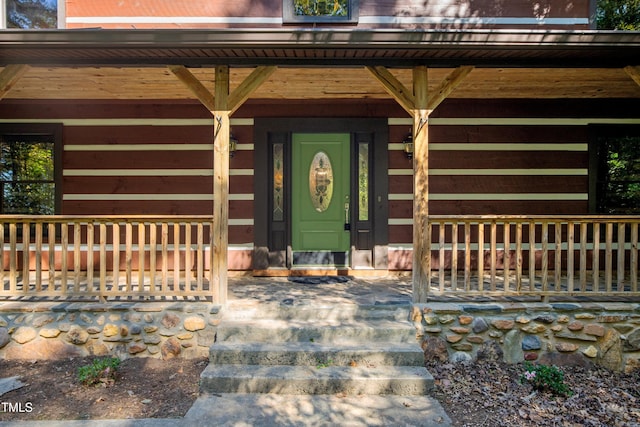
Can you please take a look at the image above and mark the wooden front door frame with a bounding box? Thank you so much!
[254,117,389,274]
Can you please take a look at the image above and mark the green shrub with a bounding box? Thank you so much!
[520,362,573,397]
[77,357,121,387]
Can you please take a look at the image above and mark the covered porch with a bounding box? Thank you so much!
[1,29,640,304]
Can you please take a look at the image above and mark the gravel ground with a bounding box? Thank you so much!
[427,359,640,427]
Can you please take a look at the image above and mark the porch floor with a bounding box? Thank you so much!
[227,274,640,306]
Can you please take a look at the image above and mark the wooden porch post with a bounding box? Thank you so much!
[412,66,430,303]
[213,65,230,306]
[169,65,276,304]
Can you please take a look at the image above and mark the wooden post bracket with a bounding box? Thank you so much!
[625,65,640,88]
[0,64,30,101]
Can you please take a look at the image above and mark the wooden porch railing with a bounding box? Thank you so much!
[423,215,639,299]
[0,216,215,301]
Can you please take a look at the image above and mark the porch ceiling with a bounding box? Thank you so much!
[3,66,640,100]
[1,28,640,100]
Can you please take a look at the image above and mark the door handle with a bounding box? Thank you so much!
[344,200,351,231]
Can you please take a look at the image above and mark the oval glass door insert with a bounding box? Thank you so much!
[309,151,333,212]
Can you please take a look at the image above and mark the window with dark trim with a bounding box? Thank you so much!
[5,0,58,29]
[0,124,61,215]
[593,127,640,215]
[283,0,359,24]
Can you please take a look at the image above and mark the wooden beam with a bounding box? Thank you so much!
[168,65,216,112]
[228,66,277,116]
[412,66,430,304]
[0,64,29,101]
[624,65,640,88]
[365,66,415,115]
[213,65,230,305]
[427,66,474,111]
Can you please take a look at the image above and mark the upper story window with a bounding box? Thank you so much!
[283,0,359,24]
[3,0,58,29]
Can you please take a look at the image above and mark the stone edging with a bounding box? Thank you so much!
[0,302,223,360]
[412,302,640,372]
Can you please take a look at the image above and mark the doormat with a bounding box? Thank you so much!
[287,276,352,285]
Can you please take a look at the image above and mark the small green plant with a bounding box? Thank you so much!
[77,357,121,387]
[315,358,333,369]
[520,362,573,397]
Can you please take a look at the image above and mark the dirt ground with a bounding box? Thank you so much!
[1,355,639,425]
[0,356,208,421]
[428,359,640,427]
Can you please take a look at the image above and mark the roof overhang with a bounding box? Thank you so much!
[1,28,640,68]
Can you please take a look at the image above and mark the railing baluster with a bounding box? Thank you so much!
[541,221,548,293]
[162,223,169,292]
[112,222,120,292]
[617,222,626,291]
[48,223,55,292]
[99,222,107,298]
[61,223,68,293]
[185,222,192,290]
[490,220,497,291]
[138,222,145,290]
[9,223,16,292]
[35,222,42,292]
[464,221,471,291]
[149,222,157,292]
[593,223,600,292]
[580,222,587,291]
[125,222,133,292]
[197,223,204,290]
[605,222,613,293]
[529,221,536,292]
[174,223,181,291]
[567,221,575,293]
[516,221,523,292]
[73,221,81,293]
[504,221,510,292]
[555,221,562,292]
[438,222,445,292]
[451,222,458,291]
[22,222,29,293]
[478,222,484,292]
[87,222,94,292]
[631,223,638,292]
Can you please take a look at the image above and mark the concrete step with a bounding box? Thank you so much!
[216,318,419,344]
[185,393,452,427]
[200,364,434,395]
[224,301,412,322]
[209,342,425,367]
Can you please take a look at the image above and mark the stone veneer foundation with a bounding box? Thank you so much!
[413,302,640,373]
[0,302,222,360]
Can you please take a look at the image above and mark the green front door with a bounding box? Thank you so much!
[292,133,350,266]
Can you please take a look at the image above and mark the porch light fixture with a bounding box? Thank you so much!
[229,132,238,158]
[402,133,413,159]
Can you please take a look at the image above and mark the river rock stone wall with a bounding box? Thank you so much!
[0,302,222,360]
[412,302,640,373]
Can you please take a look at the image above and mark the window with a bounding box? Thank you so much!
[3,0,58,29]
[283,0,358,24]
[593,128,640,214]
[0,125,61,215]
